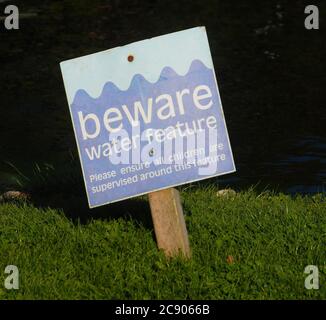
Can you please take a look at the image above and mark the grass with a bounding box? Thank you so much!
[0,187,325,299]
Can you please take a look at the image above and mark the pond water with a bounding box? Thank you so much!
[0,0,325,195]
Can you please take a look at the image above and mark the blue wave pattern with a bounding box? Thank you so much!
[70,59,235,207]
[72,59,210,104]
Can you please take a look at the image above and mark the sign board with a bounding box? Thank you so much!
[60,27,236,208]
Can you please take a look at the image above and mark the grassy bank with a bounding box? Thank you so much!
[0,188,325,299]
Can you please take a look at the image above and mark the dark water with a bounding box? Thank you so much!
[0,0,325,195]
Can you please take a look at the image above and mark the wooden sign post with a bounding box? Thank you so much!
[148,188,190,258]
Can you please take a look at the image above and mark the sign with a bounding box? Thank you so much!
[60,27,236,208]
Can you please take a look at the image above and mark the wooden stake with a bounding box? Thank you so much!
[148,188,191,258]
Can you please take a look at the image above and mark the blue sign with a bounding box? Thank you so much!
[60,27,236,208]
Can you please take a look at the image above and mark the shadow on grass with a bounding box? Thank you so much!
[0,160,155,229]
[29,192,154,229]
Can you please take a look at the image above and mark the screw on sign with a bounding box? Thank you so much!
[60,27,236,257]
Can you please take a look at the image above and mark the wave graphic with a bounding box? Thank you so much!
[71,59,213,106]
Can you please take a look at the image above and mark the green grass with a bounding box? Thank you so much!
[0,188,325,299]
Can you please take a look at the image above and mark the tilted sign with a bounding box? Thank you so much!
[60,27,236,208]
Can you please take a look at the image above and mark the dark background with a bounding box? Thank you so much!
[0,0,325,199]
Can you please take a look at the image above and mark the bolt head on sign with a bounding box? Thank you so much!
[60,27,236,208]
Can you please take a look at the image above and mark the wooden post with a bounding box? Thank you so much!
[148,188,191,258]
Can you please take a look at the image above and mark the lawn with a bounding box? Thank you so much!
[0,188,325,299]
